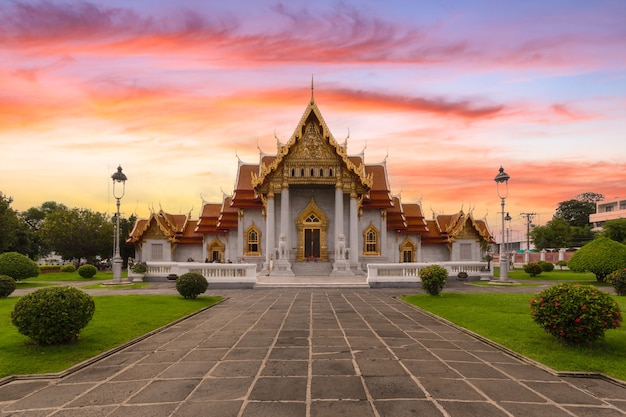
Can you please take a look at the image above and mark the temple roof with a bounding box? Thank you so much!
[195,202,226,234]
[251,94,372,193]
[127,209,203,244]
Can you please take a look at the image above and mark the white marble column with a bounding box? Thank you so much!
[266,191,275,264]
[335,183,344,256]
[349,187,358,267]
[280,183,290,258]
[237,209,244,260]
[380,209,387,257]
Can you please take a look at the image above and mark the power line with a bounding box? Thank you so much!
[520,212,536,251]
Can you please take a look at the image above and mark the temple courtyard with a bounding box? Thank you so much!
[1,282,625,417]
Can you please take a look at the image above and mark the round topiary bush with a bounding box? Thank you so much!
[607,268,626,296]
[60,264,76,273]
[529,283,622,344]
[77,264,97,278]
[176,272,208,299]
[0,275,17,298]
[0,252,39,281]
[538,261,554,272]
[418,264,448,296]
[524,263,543,277]
[11,286,95,345]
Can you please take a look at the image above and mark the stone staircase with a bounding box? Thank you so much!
[256,260,369,288]
[290,261,333,276]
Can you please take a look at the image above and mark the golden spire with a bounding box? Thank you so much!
[310,75,315,104]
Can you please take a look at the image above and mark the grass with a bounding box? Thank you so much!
[402,293,626,381]
[81,283,151,290]
[0,295,221,378]
[28,271,117,282]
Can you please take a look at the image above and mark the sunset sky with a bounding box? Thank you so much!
[2,0,625,242]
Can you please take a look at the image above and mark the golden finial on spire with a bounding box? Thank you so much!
[310,75,315,104]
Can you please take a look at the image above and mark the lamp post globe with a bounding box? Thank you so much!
[494,166,510,281]
[111,165,127,284]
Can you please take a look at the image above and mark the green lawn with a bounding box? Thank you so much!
[0,295,221,378]
[29,271,118,282]
[402,293,626,381]
[496,268,598,282]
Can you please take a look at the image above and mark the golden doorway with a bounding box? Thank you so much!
[296,198,329,261]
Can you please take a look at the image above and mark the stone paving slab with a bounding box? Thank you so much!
[1,288,626,417]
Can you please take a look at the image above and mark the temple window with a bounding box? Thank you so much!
[363,224,380,255]
[460,243,472,260]
[291,168,295,177]
[329,168,333,177]
[320,168,324,176]
[310,168,315,176]
[301,168,305,176]
[151,243,163,260]
[245,224,261,256]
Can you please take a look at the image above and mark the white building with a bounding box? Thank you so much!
[128,88,494,276]
[590,197,626,230]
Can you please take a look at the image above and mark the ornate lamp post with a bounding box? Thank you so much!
[494,166,510,281]
[111,165,127,284]
[505,212,512,269]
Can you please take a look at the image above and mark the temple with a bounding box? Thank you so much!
[127,87,494,276]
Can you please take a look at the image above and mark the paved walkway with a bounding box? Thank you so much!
[2,286,626,416]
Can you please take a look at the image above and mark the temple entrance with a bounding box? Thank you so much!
[304,228,321,260]
[296,198,329,262]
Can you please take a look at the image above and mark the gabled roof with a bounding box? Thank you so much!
[427,210,494,243]
[251,93,372,192]
[231,161,263,209]
[217,196,238,230]
[386,196,407,230]
[400,202,429,234]
[126,209,203,244]
[195,202,227,234]
[362,162,393,209]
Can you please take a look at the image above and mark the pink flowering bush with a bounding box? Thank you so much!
[529,283,622,344]
[418,264,448,296]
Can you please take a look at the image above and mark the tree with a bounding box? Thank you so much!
[554,199,597,228]
[20,201,68,258]
[0,192,20,253]
[119,214,137,267]
[529,218,573,250]
[568,237,626,282]
[603,218,626,244]
[576,192,604,205]
[40,207,114,264]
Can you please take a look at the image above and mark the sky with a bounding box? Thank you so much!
[1,0,625,242]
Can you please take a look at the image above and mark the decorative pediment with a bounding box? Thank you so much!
[251,91,372,195]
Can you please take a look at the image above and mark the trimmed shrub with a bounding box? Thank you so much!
[176,272,208,299]
[418,264,448,296]
[11,286,95,345]
[0,252,39,281]
[529,283,622,344]
[0,275,17,298]
[60,264,76,273]
[77,264,97,278]
[607,268,626,296]
[538,261,554,272]
[556,260,568,270]
[568,237,626,282]
[523,263,543,277]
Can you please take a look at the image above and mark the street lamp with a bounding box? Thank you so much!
[111,165,127,284]
[505,212,512,268]
[494,166,510,281]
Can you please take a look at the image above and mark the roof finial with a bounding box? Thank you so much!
[310,74,315,104]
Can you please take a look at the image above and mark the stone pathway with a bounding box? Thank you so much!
[1,288,625,416]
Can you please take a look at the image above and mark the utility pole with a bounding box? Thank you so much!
[520,212,536,251]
